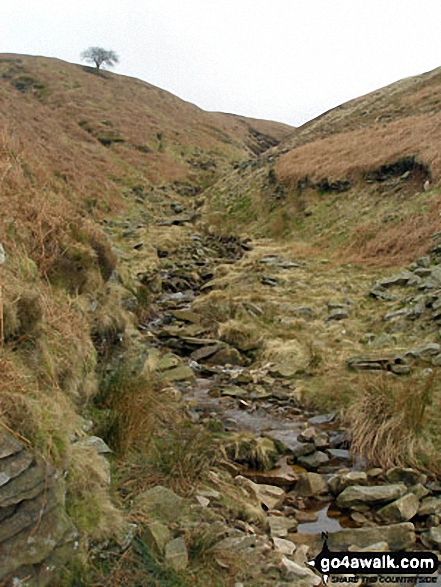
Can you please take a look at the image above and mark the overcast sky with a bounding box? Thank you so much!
[1,0,441,127]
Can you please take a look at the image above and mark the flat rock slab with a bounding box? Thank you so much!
[337,484,407,509]
[328,523,415,551]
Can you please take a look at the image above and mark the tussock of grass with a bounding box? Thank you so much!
[218,319,262,351]
[94,364,168,457]
[223,433,279,471]
[346,372,439,471]
[146,421,217,495]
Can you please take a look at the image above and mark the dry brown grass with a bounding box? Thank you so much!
[344,206,441,267]
[345,372,439,471]
[277,113,441,186]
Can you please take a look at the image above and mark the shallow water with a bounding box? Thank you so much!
[297,504,343,534]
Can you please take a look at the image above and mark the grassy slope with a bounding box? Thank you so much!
[204,66,441,266]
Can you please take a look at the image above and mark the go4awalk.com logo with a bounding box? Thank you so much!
[307,534,439,585]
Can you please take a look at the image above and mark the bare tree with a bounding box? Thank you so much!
[80,47,119,70]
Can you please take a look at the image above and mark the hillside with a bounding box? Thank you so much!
[0,54,292,195]
[204,66,441,266]
[2,55,441,587]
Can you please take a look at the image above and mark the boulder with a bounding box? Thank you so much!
[294,473,328,497]
[376,493,419,523]
[385,467,426,486]
[297,451,330,471]
[265,430,315,458]
[134,486,184,522]
[328,472,368,495]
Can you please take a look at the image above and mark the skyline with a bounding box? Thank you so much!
[2,1,441,126]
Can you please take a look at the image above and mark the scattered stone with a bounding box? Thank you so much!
[407,343,441,358]
[196,495,210,507]
[384,308,411,321]
[347,355,391,371]
[293,306,315,319]
[220,385,249,398]
[295,510,319,524]
[214,534,257,552]
[269,516,298,537]
[273,537,296,555]
[134,486,184,522]
[170,309,201,324]
[163,365,195,382]
[294,473,328,497]
[211,347,245,366]
[245,467,298,488]
[308,414,336,426]
[190,344,222,361]
[242,301,264,317]
[367,468,384,481]
[326,449,352,464]
[77,435,112,454]
[269,364,298,379]
[326,309,349,321]
[279,556,321,585]
[142,521,172,555]
[369,287,398,301]
[165,537,189,570]
[265,431,315,458]
[377,271,421,288]
[336,484,407,509]
[234,476,284,511]
[261,276,278,287]
[297,451,330,471]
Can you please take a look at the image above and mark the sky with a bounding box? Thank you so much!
[1,0,441,127]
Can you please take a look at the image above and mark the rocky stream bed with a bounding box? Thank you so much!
[128,229,441,585]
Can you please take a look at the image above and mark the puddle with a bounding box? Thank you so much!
[297,504,343,534]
